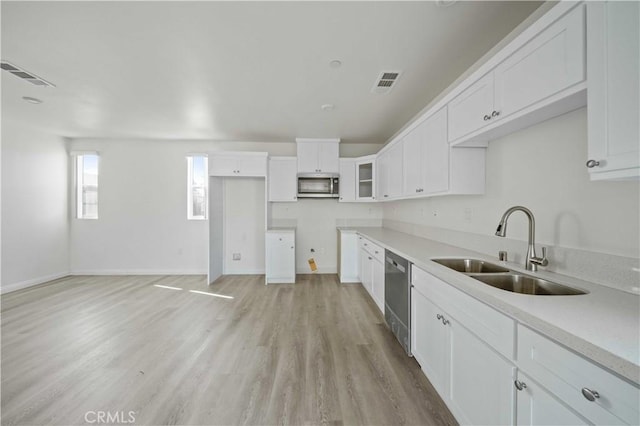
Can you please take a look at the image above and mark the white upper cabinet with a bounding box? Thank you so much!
[404,109,452,196]
[209,152,268,177]
[296,138,340,174]
[587,1,640,180]
[338,158,356,202]
[448,73,495,142]
[494,4,585,118]
[447,3,586,145]
[420,108,450,194]
[403,108,483,198]
[376,140,404,201]
[268,156,297,202]
[402,123,424,196]
[355,155,376,201]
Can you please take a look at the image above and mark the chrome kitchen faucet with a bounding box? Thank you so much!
[495,206,548,272]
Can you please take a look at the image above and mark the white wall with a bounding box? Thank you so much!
[68,138,382,275]
[271,199,383,273]
[384,108,640,259]
[223,177,265,274]
[1,120,70,292]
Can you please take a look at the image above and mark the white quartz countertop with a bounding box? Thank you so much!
[344,227,640,384]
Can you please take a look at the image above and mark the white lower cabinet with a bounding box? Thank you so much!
[517,325,640,425]
[337,230,358,283]
[515,371,588,426]
[411,277,514,425]
[358,236,384,314]
[449,321,514,425]
[358,247,372,294]
[265,230,295,284]
[411,264,640,426]
[371,255,384,313]
[411,286,449,395]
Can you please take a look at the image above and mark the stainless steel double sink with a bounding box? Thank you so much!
[432,258,587,296]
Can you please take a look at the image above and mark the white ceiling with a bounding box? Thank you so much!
[1,1,542,144]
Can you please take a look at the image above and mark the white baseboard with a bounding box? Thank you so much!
[69,269,208,275]
[222,268,266,275]
[296,265,337,274]
[1,272,70,294]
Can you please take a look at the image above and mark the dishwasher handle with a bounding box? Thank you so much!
[386,256,406,273]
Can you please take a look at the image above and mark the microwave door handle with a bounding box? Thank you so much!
[330,178,334,195]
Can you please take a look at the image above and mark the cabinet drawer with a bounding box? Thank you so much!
[358,237,384,263]
[412,266,515,359]
[517,325,640,425]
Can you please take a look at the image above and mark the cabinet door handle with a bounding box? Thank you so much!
[581,388,600,402]
[586,159,601,168]
[436,313,449,325]
[384,194,388,198]
[492,110,500,118]
[368,256,372,260]
[514,380,527,391]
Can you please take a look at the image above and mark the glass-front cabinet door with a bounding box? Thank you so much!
[355,156,376,201]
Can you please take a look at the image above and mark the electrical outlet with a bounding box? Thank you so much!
[464,208,472,223]
[232,253,241,261]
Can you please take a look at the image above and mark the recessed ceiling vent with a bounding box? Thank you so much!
[1,60,56,87]
[371,70,402,94]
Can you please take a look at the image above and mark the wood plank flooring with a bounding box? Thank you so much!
[1,274,457,426]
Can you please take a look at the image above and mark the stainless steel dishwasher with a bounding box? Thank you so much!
[384,250,411,356]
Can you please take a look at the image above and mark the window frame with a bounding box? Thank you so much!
[187,155,208,220]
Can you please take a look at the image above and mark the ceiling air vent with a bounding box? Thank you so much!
[0,60,55,88]
[371,70,402,94]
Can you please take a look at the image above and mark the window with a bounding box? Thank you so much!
[76,153,99,219]
[187,155,208,220]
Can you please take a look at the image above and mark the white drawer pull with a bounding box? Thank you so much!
[581,387,600,402]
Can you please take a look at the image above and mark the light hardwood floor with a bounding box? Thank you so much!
[1,274,457,426]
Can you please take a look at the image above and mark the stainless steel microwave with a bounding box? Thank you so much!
[297,173,340,198]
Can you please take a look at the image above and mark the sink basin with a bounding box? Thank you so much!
[469,273,588,296]
[432,258,510,273]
